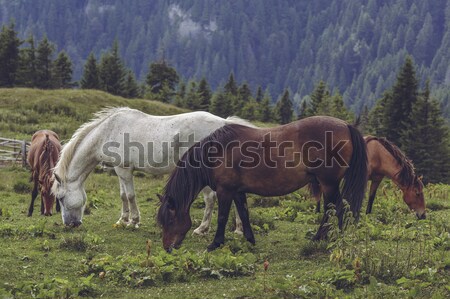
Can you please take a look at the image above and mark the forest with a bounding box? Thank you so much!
[1,0,450,116]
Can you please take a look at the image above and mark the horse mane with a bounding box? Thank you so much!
[157,124,242,226]
[39,134,59,194]
[366,136,416,187]
[54,107,130,182]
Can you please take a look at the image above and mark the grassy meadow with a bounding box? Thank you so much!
[0,89,449,298]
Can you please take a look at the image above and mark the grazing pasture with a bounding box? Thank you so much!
[0,89,448,298]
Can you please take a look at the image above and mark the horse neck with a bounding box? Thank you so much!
[370,140,408,190]
[64,131,104,185]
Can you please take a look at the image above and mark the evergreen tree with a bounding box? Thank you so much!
[35,36,55,89]
[276,89,293,124]
[0,22,21,87]
[369,92,390,136]
[16,35,36,87]
[146,59,179,95]
[224,72,238,96]
[240,99,258,121]
[185,81,201,109]
[328,92,354,122]
[98,40,127,96]
[383,56,418,147]
[210,91,232,118]
[197,78,212,111]
[174,81,187,108]
[80,52,100,89]
[255,86,264,103]
[124,70,140,98]
[238,82,252,103]
[258,92,273,122]
[52,51,73,88]
[306,81,329,117]
[297,99,308,120]
[401,81,450,183]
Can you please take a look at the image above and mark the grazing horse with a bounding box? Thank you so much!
[51,107,253,227]
[157,116,368,252]
[28,130,61,216]
[312,136,426,218]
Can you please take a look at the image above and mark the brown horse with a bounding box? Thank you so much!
[157,116,368,252]
[312,136,426,218]
[27,130,61,216]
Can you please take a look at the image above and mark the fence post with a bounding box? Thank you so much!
[22,140,27,168]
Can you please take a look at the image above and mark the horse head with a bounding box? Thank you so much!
[52,173,86,227]
[157,194,192,252]
[402,175,426,219]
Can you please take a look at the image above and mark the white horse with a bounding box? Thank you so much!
[52,107,251,232]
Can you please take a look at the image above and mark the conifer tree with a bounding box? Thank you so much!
[259,92,273,122]
[146,59,179,95]
[174,81,187,108]
[185,81,201,109]
[210,91,232,118]
[276,89,293,124]
[80,52,100,89]
[98,40,127,96]
[0,22,21,87]
[198,78,212,111]
[383,56,418,147]
[124,70,140,98]
[401,81,450,183]
[305,81,329,117]
[52,51,73,88]
[224,72,238,96]
[16,35,36,87]
[255,86,264,103]
[35,36,55,89]
[297,99,308,120]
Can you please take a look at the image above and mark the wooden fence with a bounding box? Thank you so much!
[0,137,30,168]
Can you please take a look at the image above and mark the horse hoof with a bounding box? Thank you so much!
[207,242,221,252]
[233,229,244,236]
[127,222,140,229]
[193,227,209,236]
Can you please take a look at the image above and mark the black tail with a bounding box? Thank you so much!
[341,125,367,222]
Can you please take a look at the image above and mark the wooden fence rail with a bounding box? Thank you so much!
[0,137,30,168]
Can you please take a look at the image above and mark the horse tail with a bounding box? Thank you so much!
[39,134,57,188]
[308,181,322,202]
[341,125,368,222]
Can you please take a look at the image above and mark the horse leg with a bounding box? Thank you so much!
[56,198,60,213]
[28,179,39,217]
[115,178,130,225]
[234,204,243,235]
[233,193,255,244]
[366,179,381,214]
[207,189,233,251]
[40,193,44,215]
[193,187,216,236]
[314,182,341,241]
[116,168,140,228]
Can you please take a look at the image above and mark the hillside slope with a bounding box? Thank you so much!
[0,89,187,140]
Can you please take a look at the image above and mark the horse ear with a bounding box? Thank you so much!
[54,173,62,184]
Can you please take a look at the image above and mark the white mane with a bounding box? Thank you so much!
[225,115,257,128]
[54,107,131,182]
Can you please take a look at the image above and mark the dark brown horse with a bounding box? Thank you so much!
[27,130,61,216]
[312,136,426,218]
[157,116,368,252]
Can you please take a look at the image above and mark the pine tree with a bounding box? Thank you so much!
[401,81,450,183]
[16,35,36,87]
[185,81,201,109]
[276,89,293,124]
[80,52,100,89]
[174,81,187,108]
[329,92,354,122]
[258,92,273,122]
[0,22,21,87]
[210,91,232,118]
[197,78,212,111]
[35,36,55,89]
[98,40,127,96]
[224,72,238,96]
[369,92,390,136]
[52,51,73,88]
[255,86,264,103]
[240,99,258,120]
[124,70,140,98]
[383,56,418,147]
[297,99,308,120]
[146,60,179,96]
[306,81,329,117]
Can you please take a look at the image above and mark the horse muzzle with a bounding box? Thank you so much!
[66,220,82,227]
[416,212,426,220]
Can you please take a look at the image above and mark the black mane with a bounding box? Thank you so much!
[157,124,242,226]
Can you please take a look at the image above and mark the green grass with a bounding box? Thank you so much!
[0,88,187,140]
[0,89,449,298]
[0,166,448,298]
